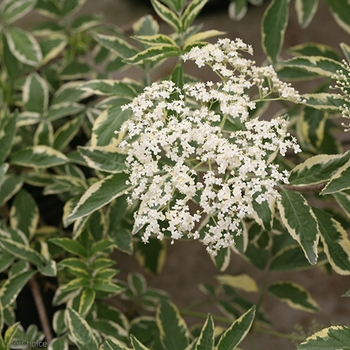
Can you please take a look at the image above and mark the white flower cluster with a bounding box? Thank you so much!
[119,38,301,255]
[333,60,350,130]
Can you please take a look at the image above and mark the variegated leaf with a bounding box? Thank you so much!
[262,0,289,63]
[184,30,226,48]
[0,108,17,163]
[0,175,23,207]
[127,45,181,65]
[195,314,214,350]
[133,34,177,47]
[4,27,42,66]
[321,159,350,194]
[297,325,350,350]
[277,189,319,265]
[228,0,247,21]
[54,115,83,151]
[34,120,54,146]
[150,0,182,32]
[52,81,92,105]
[289,152,350,186]
[0,163,8,186]
[65,172,132,225]
[340,42,350,62]
[40,36,67,65]
[60,61,90,80]
[326,0,350,35]
[23,72,49,114]
[282,56,345,77]
[78,288,95,317]
[313,208,350,275]
[334,192,350,219]
[71,14,101,32]
[130,335,151,350]
[295,0,318,28]
[10,189,39,239]
[46,102,85,121]
[303,93,349,111]
[66,307,99,350]
[210,246,231,271]
[0,0,36,24]
[157,299,190,350]
[79,79,138,97]
[268,281,321,312]
[10,145,69,168]
[77,146,126,174]
[217,306,256,350]
[288,43,340,61]
[133,15,160,36]
[181,0,208,31]
[92,32,138,59]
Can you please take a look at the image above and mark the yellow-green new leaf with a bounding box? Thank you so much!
[295,0,318,28]
[66,307,99,350]
[262,0,289,63]
[65,173,132,225]
[313,208,350,275]
[277,189,319,265]
[157,299,190,350]
[289,152,350,186]
[217,306,256,350]
[268,281,321,312]
[10,145,69,168]
[4,27,42,66]
[78,289,95,317]
[297,325,350,350]
[0,0,37,24]
[216,274,258,293]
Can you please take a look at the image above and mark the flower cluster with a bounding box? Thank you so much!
[119,38,301,255]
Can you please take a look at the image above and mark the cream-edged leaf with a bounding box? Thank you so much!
[216,274,258,293]
[295,0,318,28]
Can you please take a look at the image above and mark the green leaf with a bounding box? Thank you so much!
[65,172,132,225]
[282,56,345,77]
[326,0,350,35]
[54,115,83,151]
[50,238,88,258]
[271,244,327,271]
[289,152,350,186]
[100,339,129,350]
[135,238,166,275]
[2,32,19,79]
[157,299,190,350]
[78,288,95,317]
[77,146,126,174]
[10,189,39,239]
[195,314,214,350]
[23,72,49,114]
[127,45,181,65]
[288,43,340,61]
[217,306,256,350]
[92,32,138,59]
[0,175,23,207]
[10,145,69,168]
[46,102,85,121]
[0,270,35,306]
[268,281,321,312]
[277,189,319,265]
[181,0,208,31]
[321,160,350,194]
[0,109,17,163]
[66,307,99,350]
[0,0,37,24]
[313,208,350,275]
[216,274,259,293]
[228,0,247,21]
[298,325,350,349]
[150,0,182,32]
[261,0,289,63]
[295,0,318,28]
[4,27,42,66]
